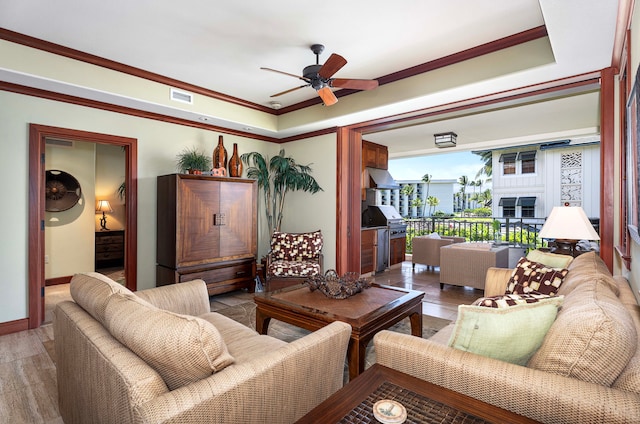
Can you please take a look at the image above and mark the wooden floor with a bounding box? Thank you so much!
[0,261,482,423]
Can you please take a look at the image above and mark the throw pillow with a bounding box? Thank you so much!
[104,292,234,390]
[472,293,564,308]
[526,249,574,269]
[506,257,569,296]
[448,298,563,365]
[426,232,441,239]
[70,272,133,325]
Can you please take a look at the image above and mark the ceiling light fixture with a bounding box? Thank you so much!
[270,101,282,110]
[434,132,457,148]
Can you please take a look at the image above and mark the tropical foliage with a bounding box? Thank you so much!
[241,149,323,234]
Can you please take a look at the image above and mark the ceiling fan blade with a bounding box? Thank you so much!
[318,53,347,79]
[260,67,310,82]
[270,84,309,98]
[317,87,338,106]
[331,78,379,90]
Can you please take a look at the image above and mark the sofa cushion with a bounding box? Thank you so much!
[472,293,563,308]
[506,257,568,296]
[70,272,132,325]
[613,304,640,394]
[104,292,234,390]
[559,252,620,297]
[527,278,637,386]
[526,249,574,269]
[448,297,563,365]
[270,230,323,261]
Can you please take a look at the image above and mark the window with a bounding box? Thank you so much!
[517,197,536,218]
[499,153,517,175]
[499,197,516,217]
[518,151,536,174]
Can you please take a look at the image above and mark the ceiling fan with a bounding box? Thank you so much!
[261,44,379,106]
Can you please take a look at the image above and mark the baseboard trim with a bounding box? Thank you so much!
[0,318,29,336]
[45,275,72,286]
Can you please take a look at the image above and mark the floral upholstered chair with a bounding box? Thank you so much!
[265,230,323,291]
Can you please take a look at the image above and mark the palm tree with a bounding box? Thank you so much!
[421,173,432,216]
[427,195,439,216]
[474,150,493,181]
[458,175,469,214]
[241,149,323,234]
[410,197,423,217]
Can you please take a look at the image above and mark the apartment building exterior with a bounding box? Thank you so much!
[487,137,601,220]
[370,179,457,217]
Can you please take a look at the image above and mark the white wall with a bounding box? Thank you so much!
[0,90,281,323]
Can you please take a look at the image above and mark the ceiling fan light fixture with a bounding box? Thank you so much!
[434,132,457,148]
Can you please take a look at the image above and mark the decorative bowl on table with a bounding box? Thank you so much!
[305,269,371,299]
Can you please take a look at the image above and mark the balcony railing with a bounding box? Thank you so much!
[403,216,600,253]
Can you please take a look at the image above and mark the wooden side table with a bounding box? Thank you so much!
[296,364,540,423]
[95,230,124,269]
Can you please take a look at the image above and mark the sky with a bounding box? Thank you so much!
[388,151,486,183]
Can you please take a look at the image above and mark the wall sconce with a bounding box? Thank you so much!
[96,200,113,231]
[538,206,600,257]
[434,132,457,148]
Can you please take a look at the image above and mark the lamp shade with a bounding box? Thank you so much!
[95,200,113,213]
[539,206,600,241]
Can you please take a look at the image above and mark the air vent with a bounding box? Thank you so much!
[45,138,74,148]
[170,88,194,104]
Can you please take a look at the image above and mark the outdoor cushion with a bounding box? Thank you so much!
[104,292,234,390]
[268,260,322,277]
[506,257,568,296]
[448,297,563,365]
[426,232,441,239]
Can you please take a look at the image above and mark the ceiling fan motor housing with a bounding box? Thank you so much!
[303,64,326,89]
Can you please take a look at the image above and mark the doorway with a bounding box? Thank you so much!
[28,124,138,328]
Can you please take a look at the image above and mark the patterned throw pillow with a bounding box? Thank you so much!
[270,230,323,261]
[472,293,564,308]
[506,257,569,296]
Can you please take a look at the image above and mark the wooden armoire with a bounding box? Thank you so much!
[156,174,257,295]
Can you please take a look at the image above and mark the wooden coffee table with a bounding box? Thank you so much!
[296,364,541,423]
[254,284,424,381]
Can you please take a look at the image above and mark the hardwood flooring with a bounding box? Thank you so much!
[0,261,482,423]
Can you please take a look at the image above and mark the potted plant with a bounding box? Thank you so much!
[241,149,323,234]
[176,147,212,174]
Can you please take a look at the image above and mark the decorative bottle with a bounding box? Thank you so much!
[212,135,228,170]
[228,143,243,177]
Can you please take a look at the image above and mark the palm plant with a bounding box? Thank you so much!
[241,149,323,234]
[421,173,431,216]
[458,175,469,214]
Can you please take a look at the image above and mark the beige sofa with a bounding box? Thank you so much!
[54,272,351,424]
[439,242,509,290]
[411,235,465,270]
[374,252,640,423]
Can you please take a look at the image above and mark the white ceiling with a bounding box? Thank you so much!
[0,0,620,156]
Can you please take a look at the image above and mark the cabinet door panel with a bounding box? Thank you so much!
[219,181,257,258]
[177,179,221,265]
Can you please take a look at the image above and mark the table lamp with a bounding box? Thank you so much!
[96,200,113,231]
[538,206,600,256]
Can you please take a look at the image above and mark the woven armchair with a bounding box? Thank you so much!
[411,235,466,270]
[266,230,323,291]
[439,243,509,290]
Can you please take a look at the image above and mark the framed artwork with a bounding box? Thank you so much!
[626,69,640,244]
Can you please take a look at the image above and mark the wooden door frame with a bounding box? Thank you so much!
[28,124,138,328]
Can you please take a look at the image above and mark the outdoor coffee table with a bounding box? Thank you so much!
[254,283,424,381]
[296,364,541,423]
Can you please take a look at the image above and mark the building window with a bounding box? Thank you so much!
[517,197,536,218]
[499,197,516,217]
[518,151,536,174]
[499,153,517,175]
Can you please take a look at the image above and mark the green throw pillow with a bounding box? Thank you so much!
[526,249,573,269]
[448,297,563,365]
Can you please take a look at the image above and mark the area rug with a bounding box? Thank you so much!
[215,301,451,370]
